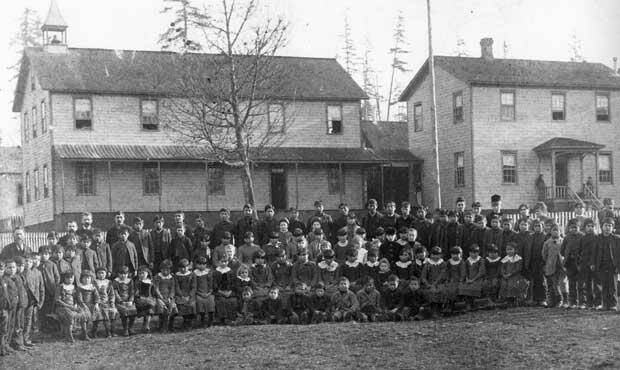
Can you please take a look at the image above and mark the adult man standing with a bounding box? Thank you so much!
[76,212,95,240]
[106,211,127,247]
[0,228,32,260]
[486,194,503,227]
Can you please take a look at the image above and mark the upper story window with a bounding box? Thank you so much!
[598,153,613,183]
[501,151,517,184]
[43,165,49,198]
[23,112,29,143]
[413,103,423,132]
[327,166,344,194]
[141,99,159,130]
[326,105,342,134]
[552,93,565,121]
[76,163,95,195]
[143,163,160,195]
[41,101,47,133]
[25,171,31,203]
[596,93,610,122]
[208,164,225,195]
[454,152,465,187]
[74,97,93,130]
[32,106,38,138]
[33,168,39,200]
[500,91,515,121]
[268,103,285,134]
[17,183,23,206]
[453,91,463,123]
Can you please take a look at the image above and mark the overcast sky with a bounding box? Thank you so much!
[1,0,619,146]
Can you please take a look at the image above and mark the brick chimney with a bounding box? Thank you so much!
[480,38,494,60]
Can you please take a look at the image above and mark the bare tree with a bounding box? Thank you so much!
[9,8,42,80]
[159,0,290,208]
[386,10,409,121]
[339,13,358,76]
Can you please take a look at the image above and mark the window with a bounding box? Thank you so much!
[76,163,95,195]
[74,97,92,129]
[43,165,49,198]
[17,183,23,206]
[598,153,612,183]
[268,104,285,133]
[453,92,463,123]
[327,166,344,195]
[413,103,423,132]
[33,169,39,200]
[143,163,160,195]
[326,105,342,134]
[23,112,29,143]
[32,107,38,138]
[141,99,159,130]
[454,152,465,187]
[551,93,565,121]
[596,93,610,122]
[25,172,31,203]
[500,91,515,121]
[501,151,517,184]
[41,101,47,133]
[208,165,225,195]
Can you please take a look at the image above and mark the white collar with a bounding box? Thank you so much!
[237,276,250,282]
[175,271,191,277]
[395,261,412,268]
[396,239,408,245]
[345,261,359,267]
[62,283,74,290]
[448,258,462,266]
[114,277,131,284]
[78,283,95,290]
[95,279,109,288]
[415,258,430,266]
[337,241,348,247]
[216,266,231,274]
[427,258,444,265]
[138,278,152,284]
[501,255,522,263]
[467,256,481,264]
[486,256,501,263]
[365,261,380,267]
[157,273,173,280]
[318,260,339,271]
[193,269,210,277]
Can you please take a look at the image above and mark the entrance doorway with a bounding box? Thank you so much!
[555,157,568,187]
[270,167,287,210]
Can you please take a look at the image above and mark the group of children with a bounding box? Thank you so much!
[0,195,619,355]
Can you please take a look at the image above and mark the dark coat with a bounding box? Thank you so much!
[129,229,154,267]
[111,240,139,275]
[0,242,33,260]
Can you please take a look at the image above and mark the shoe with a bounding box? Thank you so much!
[13,345,27,352]
[123,329,130,337]
[596,305,604,310]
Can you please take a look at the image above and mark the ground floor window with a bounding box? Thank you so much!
[76,163,95,195]
[143,163,160,195]
[327,166,344,195]
[208,165,225,195]
[598,153,613,183]
[501,151,517,184]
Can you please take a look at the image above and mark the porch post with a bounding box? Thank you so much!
[60,160,65,213]
[107,161,112,212]
[338,163,343,204]
[295,163,299,209]
[380,165,385,208]
[595,152,599,197]
[550,151,556,199]
[158,161,162,213]
[204,162,209,212]
[579,155,584,194]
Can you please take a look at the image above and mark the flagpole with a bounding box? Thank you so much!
[426,0,442,209]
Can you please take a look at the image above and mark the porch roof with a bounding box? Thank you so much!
[533,137,605,155]
[53,144,393,164]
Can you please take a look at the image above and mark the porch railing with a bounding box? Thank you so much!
[545,186,584,203]
[583,185,605,211]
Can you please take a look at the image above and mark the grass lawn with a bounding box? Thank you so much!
[5,307,620,369]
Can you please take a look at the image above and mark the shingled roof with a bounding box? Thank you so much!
[533,137,605,154]
[400,56,620,101]
[14,47,367,112]
[360,120,421,162]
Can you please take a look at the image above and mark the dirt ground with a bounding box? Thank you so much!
[3,307,619,369]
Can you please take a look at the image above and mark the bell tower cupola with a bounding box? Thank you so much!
[41,0,68,53]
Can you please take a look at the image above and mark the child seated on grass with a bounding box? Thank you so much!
[308,283,331,324]
[331,277,360,322]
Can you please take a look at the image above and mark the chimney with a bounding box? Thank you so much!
[480,38,494,60]
[614,57,618,75]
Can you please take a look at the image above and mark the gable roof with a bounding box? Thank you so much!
[0,147,22,174]
[360,120,421,162]
[400,56,620,101]
[43,0,68,29]
[13,47,367,112]
[533,137,605,154]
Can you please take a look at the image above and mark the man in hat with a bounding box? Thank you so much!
[58,220,78,247]
[0,227,32,260]
[455,197,466,224]
[597,198,616,231]
[287,207,305,235]
[236,203,259,247]
[306,200,334,241]
[592,217,620,311]
[362,199,383,240]
[486,194,503,226]
[471,201,483,219]
[76,212,95,240]
[129,217,153,269]
[106,211,127,246]
[150,216,171,273]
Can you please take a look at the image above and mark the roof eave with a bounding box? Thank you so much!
[470,81,620,91]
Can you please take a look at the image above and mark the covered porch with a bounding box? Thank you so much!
[533,137,605,209]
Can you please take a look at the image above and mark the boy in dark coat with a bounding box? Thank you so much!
[308,282,331,323]
[580,219,600,308]
[236,204,260,247]
[111,226,138,276]
[259,205,279,246]
[92,229,112,276]
[288,283,310,324]
[37,246,59,331]
[22,254,44,347]
[260,286,287,324]
[1,260,19,355]
[211,209,235,251]
[592,217,620,311]
[129,217,153,269]
[150,216,172,272]
[271,249,292,291]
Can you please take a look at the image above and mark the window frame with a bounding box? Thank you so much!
[595,92,610,122]
[25,171,31,203]
[75,162,96,196]
[326,104,343,135]
[140,98,160,131]
[598,152,613,184]
[327,166,345,195]
[73,96,93,130]
[413,102,423,132]
[43,164,49,198]
[551,92,566,121]
[143,162,161,196]
[208,164,225,196]
[501,150,518,185]
[454,152,465,187]
[17,183,23,206]
[267,103,285,134]
[32,106,38,138]
[500,90,516,121]
[23,111,29,143]
[33,168,39,200]
[41,100,47,133]
[453,91,464,124]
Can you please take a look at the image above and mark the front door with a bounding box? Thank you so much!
[555,158,568,186]
[270,167,287,210]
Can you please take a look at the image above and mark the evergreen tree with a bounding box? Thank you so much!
[386,10,409,121]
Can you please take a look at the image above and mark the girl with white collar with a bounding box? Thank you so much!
[459,244,486,311]
[499,242,529,307]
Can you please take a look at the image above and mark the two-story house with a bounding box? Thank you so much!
[14,1,420,230]
[0,146,23,231]
[400,37,620,211]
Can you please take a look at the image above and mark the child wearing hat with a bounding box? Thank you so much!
[93,267,116,338]
[135,266,157,333]
[486,194,503,226]
[262,231,284,265]
[153,260,177,332]
[421,246,447,318]
[193,257,215,327]
[317,249,340,296]
[237,231,262,265]
[250,250,273,300]
[236,203,259,247]
[113,266,137,336]
[174,259,196,329]
[76,270,99,341]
